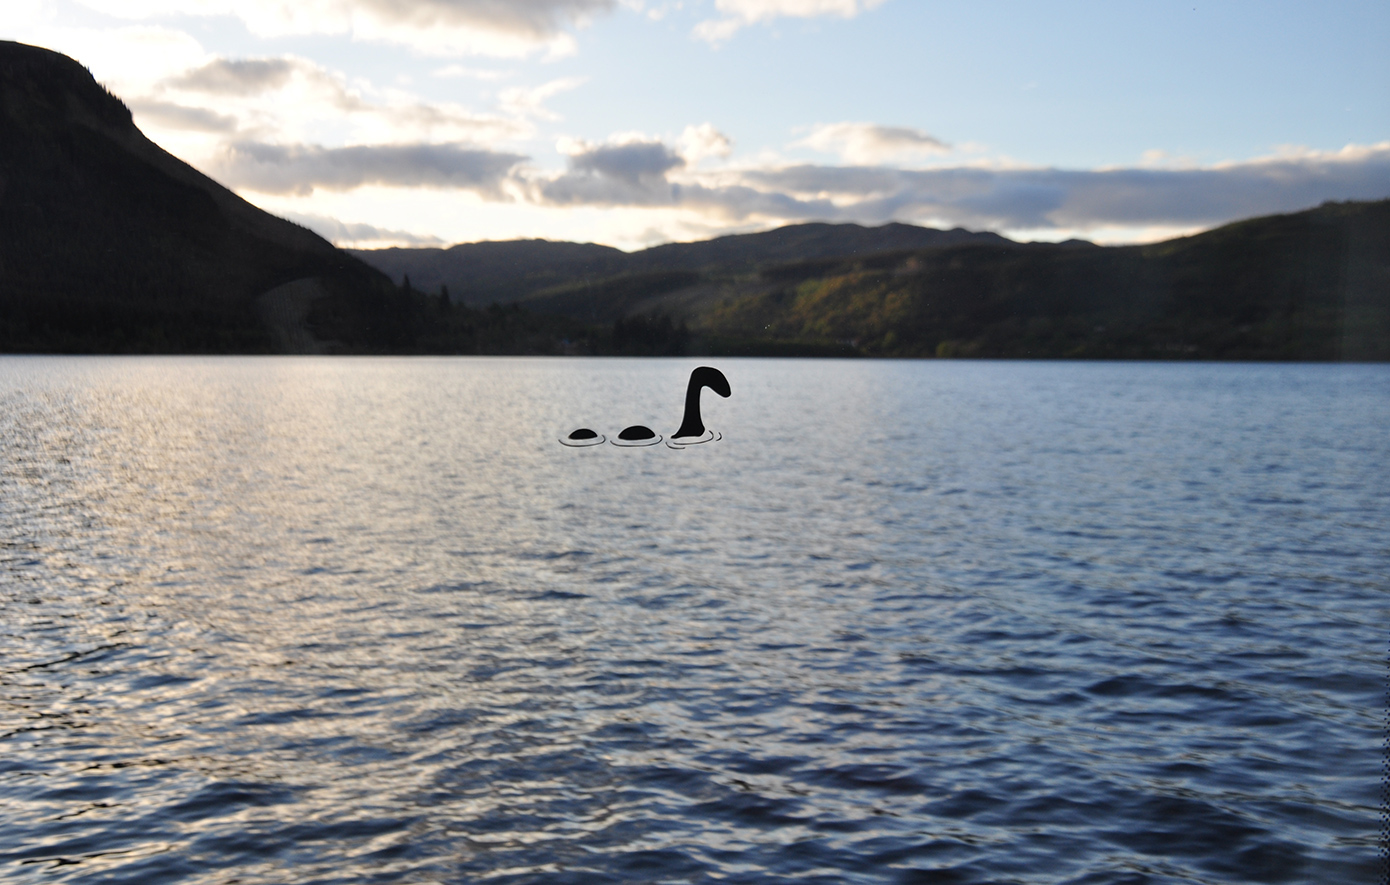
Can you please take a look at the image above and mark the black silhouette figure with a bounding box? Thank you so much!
[671,366,731,440]
[561,427,605,447]
[562,366,729,448]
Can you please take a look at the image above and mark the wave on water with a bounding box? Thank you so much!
[667,430,720,448]
[1,357,1385,885]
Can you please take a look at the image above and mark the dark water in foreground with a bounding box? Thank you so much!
[1,357,1385,884]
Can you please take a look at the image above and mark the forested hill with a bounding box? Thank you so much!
[357,200,1390,361]
[350,223,1007,308]
[0,41,403,353]
[687,199,1390,360]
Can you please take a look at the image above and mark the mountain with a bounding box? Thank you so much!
[692,199,1390,360]
[353,240,630,308]
[0,41,404,353]
[349,222,1007,311]
[628,222,1011,273]
[352,199,1388,360]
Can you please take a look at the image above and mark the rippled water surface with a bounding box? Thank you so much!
[1,357,1385,884]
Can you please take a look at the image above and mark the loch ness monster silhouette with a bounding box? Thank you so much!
[671,365,731,440]
[561,366,730,448]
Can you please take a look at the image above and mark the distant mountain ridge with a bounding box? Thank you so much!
[0,41,401,352]
[351,240,629,307]
[349,223,1008,308]
[357,200,1390,360]
[691,199,1390,360]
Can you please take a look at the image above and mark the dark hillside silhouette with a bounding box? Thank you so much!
[0,41,399,353]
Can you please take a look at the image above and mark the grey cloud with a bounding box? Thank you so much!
[733,149,1390,229]
[541,139,686,205]
[541,173,676,206]
[358,0,614,36]
[171,59,296,95]
[571,141,684,182]
[674,182,840,221]
[743,164,944,198]
[532,142,1390,232]
[127,99,238,132]
[212,141,527,195]
[1036,158,1390,227]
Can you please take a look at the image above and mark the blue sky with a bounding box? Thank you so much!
[9,0,1389,249]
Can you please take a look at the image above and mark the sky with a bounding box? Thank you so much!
[8,0,1390,251]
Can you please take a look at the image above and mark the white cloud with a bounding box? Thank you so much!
[715,0,886,21]
[499,77,586,120]
[637,0,684,21]
[71,0,616,56]
[795,122,949,165]
[433,64,509,80]
[695,0,887,43]
[678,123,733,163]
[150,55,528,149]
[1136,148,1200,170]
[691,17,743,43]
[9,24,208,95]
[277,211,447,247]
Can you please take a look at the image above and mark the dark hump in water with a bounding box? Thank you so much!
[618,425,656,441]
[568,428,599,440]
[674,366,731,439]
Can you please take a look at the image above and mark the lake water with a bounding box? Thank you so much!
[0,356,1385,884]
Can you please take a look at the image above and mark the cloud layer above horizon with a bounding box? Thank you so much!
[211,135,1390,232]
[10,0,1389,248]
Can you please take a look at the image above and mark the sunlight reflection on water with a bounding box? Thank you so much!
[1,356,1386,884]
